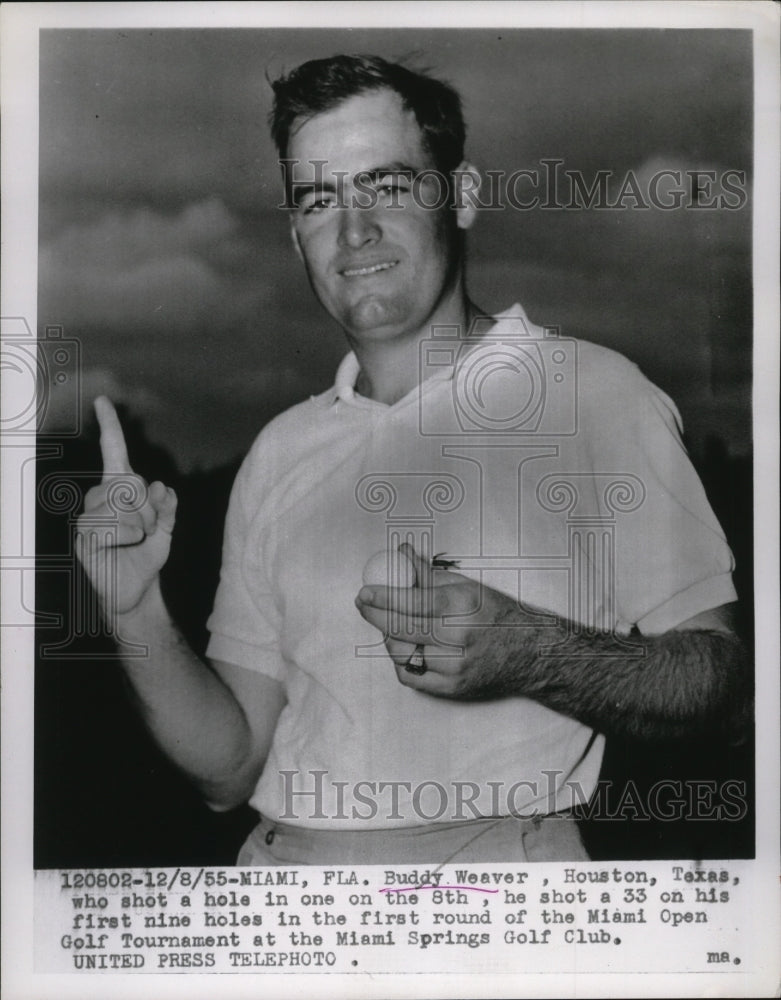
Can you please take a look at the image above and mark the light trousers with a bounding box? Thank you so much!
[237,813,589,866]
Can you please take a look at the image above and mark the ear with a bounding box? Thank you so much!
[453,161,481,232]
[289,217,305,264]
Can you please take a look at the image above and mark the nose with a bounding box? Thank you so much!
[337,205,381,249]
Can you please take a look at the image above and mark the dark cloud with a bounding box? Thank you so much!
[39,198,268,334]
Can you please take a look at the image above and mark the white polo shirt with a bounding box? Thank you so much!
[206,304,736,828]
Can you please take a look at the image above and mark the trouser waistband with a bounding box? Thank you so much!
[237,812,589,866]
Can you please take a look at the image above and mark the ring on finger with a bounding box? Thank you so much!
[404,644,427,675]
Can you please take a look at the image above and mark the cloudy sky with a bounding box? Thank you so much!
[38,27,753,470]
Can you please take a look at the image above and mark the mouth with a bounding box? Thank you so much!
[340,260,399,277]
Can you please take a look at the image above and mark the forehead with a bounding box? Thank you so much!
[287,89,431,177]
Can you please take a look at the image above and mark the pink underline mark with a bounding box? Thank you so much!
[379,885,499,894]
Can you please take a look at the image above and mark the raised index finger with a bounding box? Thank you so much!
[94,396,131,478]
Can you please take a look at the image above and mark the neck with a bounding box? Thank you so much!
[349,289,488,406]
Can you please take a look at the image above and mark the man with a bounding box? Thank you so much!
[77,55,746,865]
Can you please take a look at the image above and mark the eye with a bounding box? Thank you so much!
[299,194,337,216]
[377,177,411,197]
[369,180,412,210]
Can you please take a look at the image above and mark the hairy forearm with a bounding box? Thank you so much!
[470,609,750,742]
[110,580,259,806]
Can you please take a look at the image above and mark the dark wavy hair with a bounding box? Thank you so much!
[269,54,466,174]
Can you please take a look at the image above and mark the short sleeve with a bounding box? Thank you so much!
[205,441,287,680]
[582,357,737,635]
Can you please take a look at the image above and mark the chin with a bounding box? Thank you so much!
[343,298,407,336]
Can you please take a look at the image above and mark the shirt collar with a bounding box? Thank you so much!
[333,351,361,402]
[327,304,534,405]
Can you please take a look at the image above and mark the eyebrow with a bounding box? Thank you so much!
[288,162,419,205]
[356,162,418,183]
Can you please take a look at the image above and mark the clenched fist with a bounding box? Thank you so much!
[75,396,178,619]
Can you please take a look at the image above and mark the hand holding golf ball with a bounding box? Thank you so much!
[356,543,520,698]
[361,547,426,673]
[358,545,458,676]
